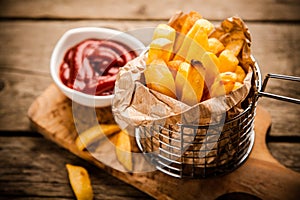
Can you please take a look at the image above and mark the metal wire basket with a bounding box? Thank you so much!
[135,59,300,179]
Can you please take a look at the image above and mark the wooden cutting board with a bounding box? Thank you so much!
[27,84,300,200]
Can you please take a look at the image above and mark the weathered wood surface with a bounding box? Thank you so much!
[0,135,154,200]
[1,0,299,21]
[0,0,299,199]
[26,84,300,200]
[0,134,299,200]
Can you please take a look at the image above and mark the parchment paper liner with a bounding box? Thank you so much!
[112,16,255,168]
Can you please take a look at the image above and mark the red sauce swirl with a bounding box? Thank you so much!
[59,39,137,95]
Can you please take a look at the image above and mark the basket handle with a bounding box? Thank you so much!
[258,73,300,104]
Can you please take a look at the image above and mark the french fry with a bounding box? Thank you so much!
[218,49,239,72]
[210,79,226,97]
[220,72,238,94]
[152,24,176,42]
[208,38,225,55]
[180,11,202,35]
[147,24,176,64]
[225,39,244,56]
[75,124,121,151]
[66,164,93,200]
[175,60,205,105]
[147,38,174,64]
[144,59,177,98]
[168,11,188,33]
[167,60,182,78]
[168,12,188,53]
[201,52,220,88]
[145,11,250,102]
[115,130,133,171]
[235,65,246,83]
[174,19,212,62]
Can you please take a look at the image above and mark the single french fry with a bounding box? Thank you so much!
[210,79,226,97]
[225,39,244,56]
[75,124,121,151]
[175,60,205,105]
[180,11,202,35]
[152,24,176,42]
[201,52,220,88]
[168,11,188,33]
[147,38,174,64]
[115,130,133,171]
[235,65,246,83]
[220,72,238,94]
[66,164,93,200]
[218,49,239,72]
[174,19,211,62]
[144,59,176,98]
[167,60,182,78]
[208,38,225,55]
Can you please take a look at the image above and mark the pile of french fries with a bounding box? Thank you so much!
[144,11,247,106]
[69,13,251,195]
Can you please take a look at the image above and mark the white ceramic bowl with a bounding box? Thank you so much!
[50,27,145,107]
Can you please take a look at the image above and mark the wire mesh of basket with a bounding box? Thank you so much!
[135,61,261,178]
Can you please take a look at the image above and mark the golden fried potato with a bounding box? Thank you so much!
[152,24,176,41]
[201,52,220,88]
[210,79,226,97]
[167,60,182,78]
[66,164,93,200]
[235,65,246,83]
[147,38,174,64]
[167,60,182,71]
[75,124,121,151]
[168,11,188,33]
[175,60,205,105]
[220,72,238,94]
[218,49,239,72]
[144,59,176,98]
[115,130,132,171]
[181,11,202,35]
[207,38,225,55]
[220,71,238,82]
[225,39,244,56]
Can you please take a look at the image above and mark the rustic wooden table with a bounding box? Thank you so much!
[0,0,299,199]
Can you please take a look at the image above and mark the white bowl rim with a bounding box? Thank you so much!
[50,27,145,105]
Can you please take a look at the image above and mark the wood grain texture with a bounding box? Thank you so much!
[0,0,299,21]
[0,71,51,131]
[2,135,297,199]
[0,21,299,136]
[26,84,300,200]
[268,142,300,173]
[0,1,299,199]
[0,136,154,200]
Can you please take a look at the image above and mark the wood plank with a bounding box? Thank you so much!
[26,84,300,200]
[1,136,297,199]
[0,136,154,199]
[268,142,300,173]
[0,71,51,131]
[1,21,299,75]
[0,20,161,74]
[0,0,299,21]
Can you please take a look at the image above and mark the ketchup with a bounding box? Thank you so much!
[59,39,137,95]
